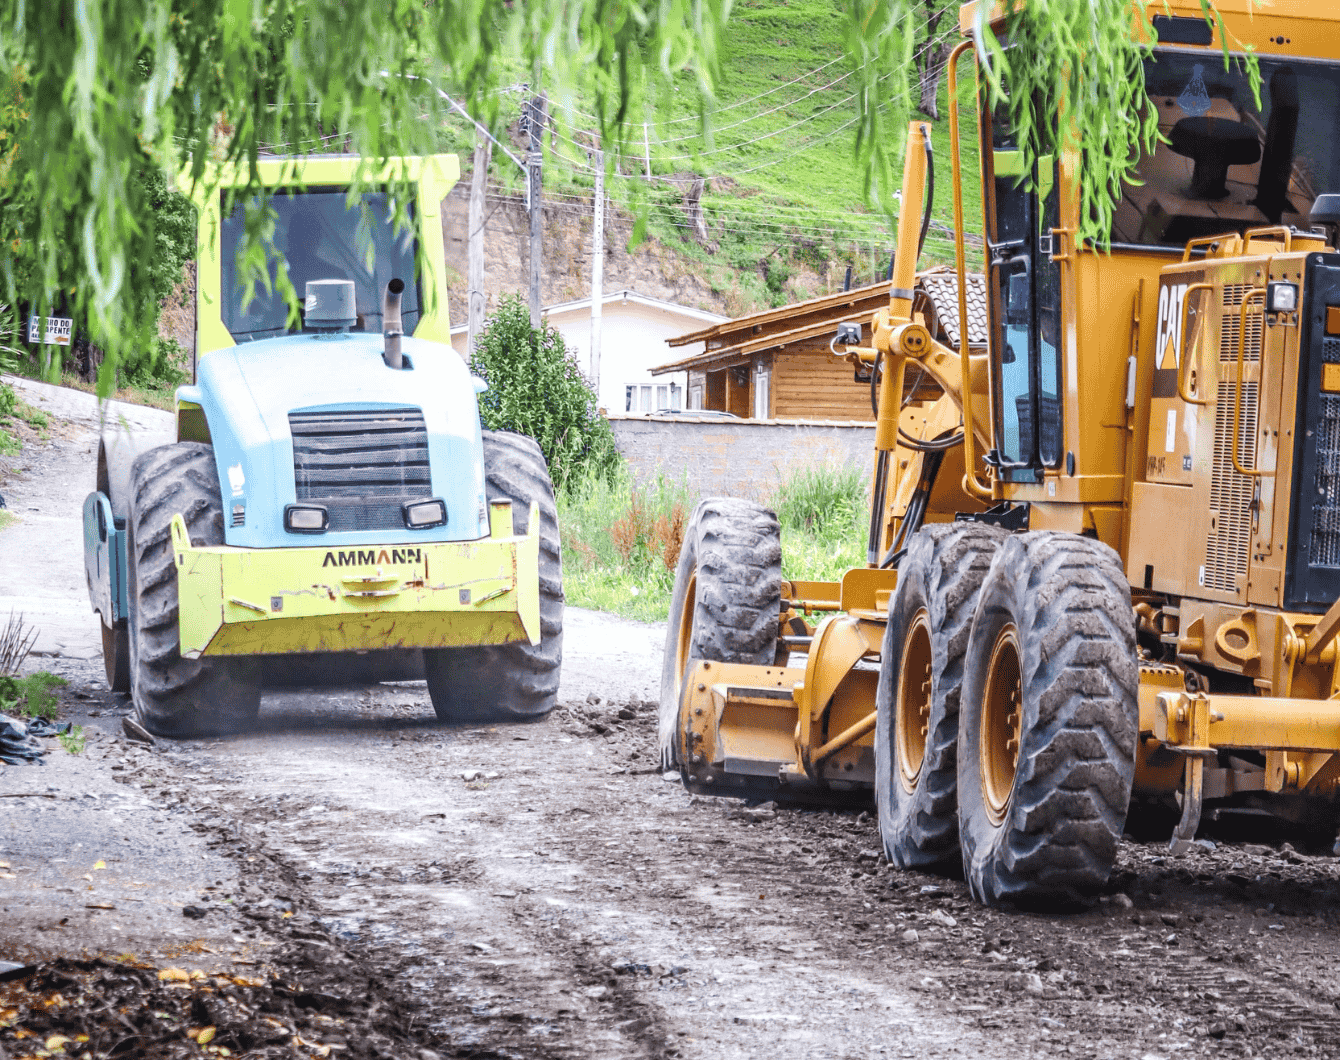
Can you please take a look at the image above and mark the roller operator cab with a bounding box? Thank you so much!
[658,0,1340,907]
[83,155,563,737]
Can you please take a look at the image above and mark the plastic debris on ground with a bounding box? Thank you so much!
[0,712,63,765]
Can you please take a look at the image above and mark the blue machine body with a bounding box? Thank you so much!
[181,330,490,549]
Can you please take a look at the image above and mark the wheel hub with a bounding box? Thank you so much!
[896,608,934,793]
[980,624,1022,826]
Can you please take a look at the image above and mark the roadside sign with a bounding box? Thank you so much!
[27,315,72,346]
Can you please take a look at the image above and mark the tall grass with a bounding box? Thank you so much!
[773,464,868,584]
[558,470,693,624]
[559,463,869,623]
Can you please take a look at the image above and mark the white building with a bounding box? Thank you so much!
[451,290,727,415]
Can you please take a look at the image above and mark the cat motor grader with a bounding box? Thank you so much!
[660,0,1340,905]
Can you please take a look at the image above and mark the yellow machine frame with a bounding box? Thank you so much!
[171,501,542,659]
[672,0,1340,839]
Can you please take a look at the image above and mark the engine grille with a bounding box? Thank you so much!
[1309,338,1340,568]
[289,407,431,532]
[1203,380,1258,594]
[1219,284,1263,364]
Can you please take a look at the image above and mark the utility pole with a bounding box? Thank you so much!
[590,143,605,398]
[466,137,491,359]
[527,92,547,328]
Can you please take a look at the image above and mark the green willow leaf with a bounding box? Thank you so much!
[0,0,1255,391]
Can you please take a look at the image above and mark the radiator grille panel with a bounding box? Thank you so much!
[1311,392,1340,567]
[1219,284,1262,364]
[289,407,431,533]
[1204,381,1258,593]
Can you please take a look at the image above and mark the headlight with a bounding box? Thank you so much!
[1266,281,1298,314]
[403,499,447,529]
[283,504,328,533]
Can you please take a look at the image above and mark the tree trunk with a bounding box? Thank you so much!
[916,41,951,119]
[684,178,708,244]
[914,0,951,120]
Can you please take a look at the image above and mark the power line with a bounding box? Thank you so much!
[543,54,851,130]
[647,67,857,145]
[540,23,963,166]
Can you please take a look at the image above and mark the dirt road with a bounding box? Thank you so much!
[6,379,1340,1059]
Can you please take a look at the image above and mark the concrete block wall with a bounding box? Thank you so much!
[607,415,875,504]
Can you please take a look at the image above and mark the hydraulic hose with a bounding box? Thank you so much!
[917,135,934,263]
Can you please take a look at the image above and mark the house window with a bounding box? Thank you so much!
[626,384,683,411]
[688,385,703,410]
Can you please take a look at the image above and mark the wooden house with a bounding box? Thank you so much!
[654,271,987,422]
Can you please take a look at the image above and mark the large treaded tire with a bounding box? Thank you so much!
[128,443,260,737]
[876,521,1004,871]
[957,531,1138,906]
[424,431,563,722]
[658,498,782,768]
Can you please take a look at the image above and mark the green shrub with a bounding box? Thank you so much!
[557,462,870,622]
[123,335,190,393]
[59,725,85,754]
[0,383,18,454]
[558,468,691,623]
[0,671,67,720]
[470,294,619,491]
[17,401,46,429]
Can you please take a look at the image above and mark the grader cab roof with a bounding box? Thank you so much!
[958,0,1340,53]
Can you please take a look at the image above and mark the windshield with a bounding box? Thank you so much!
[220,189,419,341]
[1111,50,1340,248]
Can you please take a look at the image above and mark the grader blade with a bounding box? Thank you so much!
[675,660,875,804]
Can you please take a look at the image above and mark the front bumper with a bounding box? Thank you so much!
[170,501,540,658]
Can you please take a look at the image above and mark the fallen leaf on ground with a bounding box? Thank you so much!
[157,968,190,982]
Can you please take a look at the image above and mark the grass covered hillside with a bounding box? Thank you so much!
[435,0,981,314]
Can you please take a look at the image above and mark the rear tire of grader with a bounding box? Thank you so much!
[424,431,563,722]
[875,521,1004,871]
[658,499,782,772]
[128,443,261,738]
[957,531,1139,906]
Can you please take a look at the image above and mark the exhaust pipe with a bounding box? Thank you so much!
[383,278,405,369]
